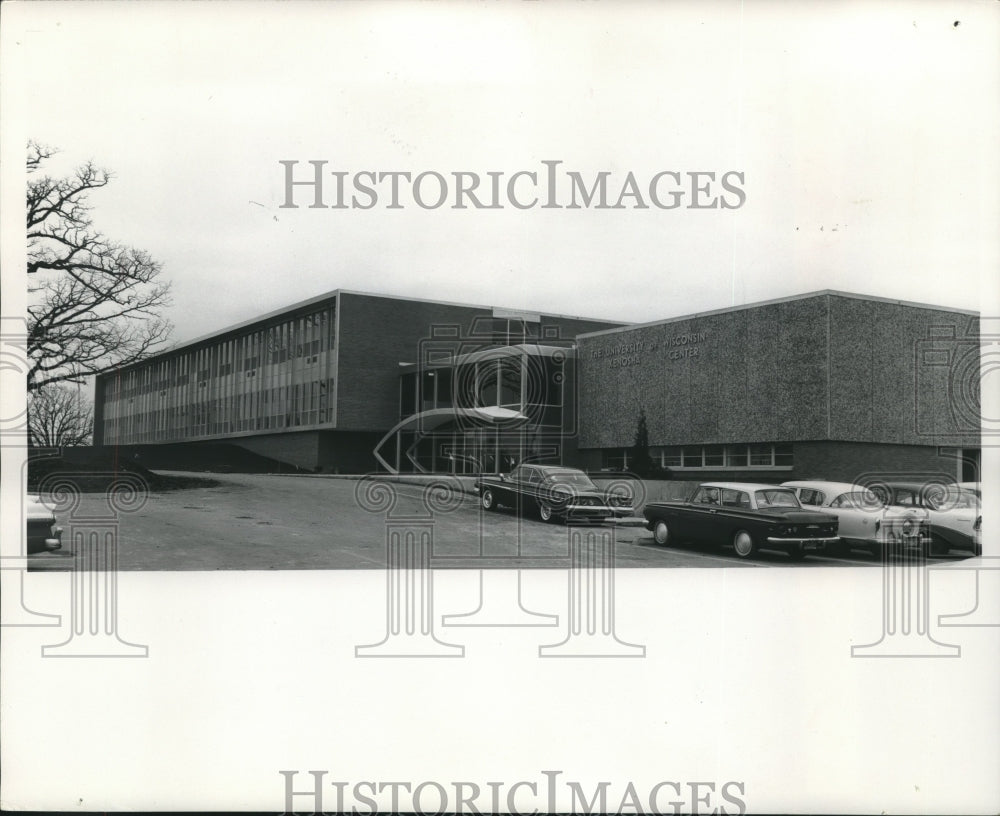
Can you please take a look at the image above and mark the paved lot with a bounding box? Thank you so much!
[28,472,973,571]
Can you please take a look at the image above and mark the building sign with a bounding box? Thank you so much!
[590,330,708,368]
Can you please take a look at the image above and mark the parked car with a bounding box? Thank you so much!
[643,482,839,560]
[475,464,625,524]
[869,482,982,556]
[782,480,930,557]
[958,481,981,499]
[27,494,63,554]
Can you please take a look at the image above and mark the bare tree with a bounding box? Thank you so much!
[27,141,172,391]
[28,385,94,447]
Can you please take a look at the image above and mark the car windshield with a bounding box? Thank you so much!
[545,470,597,489]
[838,490,885,509]
[926,488,981,511]
[755,489,801,508]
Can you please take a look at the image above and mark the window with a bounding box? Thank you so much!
[601,449,629,470]
[693,486,721,505]
[664,443,792,470]
[726,446,748,467]
[661,447,682,468]
[682,446,702,467]
[797,488,825,506]
[722,489,750,508]
[755,489,799,508]
[703,445,724,467]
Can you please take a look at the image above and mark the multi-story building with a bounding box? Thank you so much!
[93,288,982,483]
[93,290,623,472]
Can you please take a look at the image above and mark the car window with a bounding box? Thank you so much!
[893,488,918,507]
[830,491,881,509]
[926,488,980,511]
[755,489,800,508]
[798,488,825,506]
[693,487,721,505]
[545,470,597,489]
[524,468,542,485]
[722,489,751,508]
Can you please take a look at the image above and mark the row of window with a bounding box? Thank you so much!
[103,379,334,444]
[103,306,335,401]
[603,443,794,471]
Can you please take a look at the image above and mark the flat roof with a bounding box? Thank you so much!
[96,288,628,376]
[575,290,980,340]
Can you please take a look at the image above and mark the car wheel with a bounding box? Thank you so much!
[733,529,757,559]
[929,535,950,557]
[653,520,671,546]
[538,502,558,523]
[481,489,497,511]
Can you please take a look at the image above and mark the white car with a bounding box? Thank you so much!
[878,482,982,556]
[27,494,63,554]
[782,480,929,558]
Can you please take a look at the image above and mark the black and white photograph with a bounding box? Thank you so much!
[1,1,998,813]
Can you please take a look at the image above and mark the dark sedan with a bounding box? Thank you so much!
[643,482,839,560]
[475,464,627,524]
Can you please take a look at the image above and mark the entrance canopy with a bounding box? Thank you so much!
[373,406,529,474]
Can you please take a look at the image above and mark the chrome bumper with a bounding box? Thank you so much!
[767,536,839,547]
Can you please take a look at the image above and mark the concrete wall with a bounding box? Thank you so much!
[577,294,829,448]
[230,431,320,471]
[828,295,979,446]
[792,440,966,485]
[335,294,488,432]
[576,292,980,450]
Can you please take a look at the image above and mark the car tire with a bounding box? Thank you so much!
[538,502,558,524]
[652,520,671,546]
[929,534,950,557]
[733,529,757,559]
[481,489,496,511]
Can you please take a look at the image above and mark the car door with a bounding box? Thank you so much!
[517,466,545,516]
[827,492,872,543]
[684,486,725,542]
[499,465,529,506]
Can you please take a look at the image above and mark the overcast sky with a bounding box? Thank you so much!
[3,0,998,347]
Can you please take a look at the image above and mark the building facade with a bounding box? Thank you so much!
[93,290,623,472]
[93,289,981,482]
[574,291,981,483]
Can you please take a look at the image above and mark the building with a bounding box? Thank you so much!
[93,290,624,472]
[574,291,981,483]
[93,289,981,483]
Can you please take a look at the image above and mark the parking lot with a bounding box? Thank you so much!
[27,471,977,571]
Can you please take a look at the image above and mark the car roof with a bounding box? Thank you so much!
[782,480,865,494]
[699,482,796,492]
[883,481,962,491]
